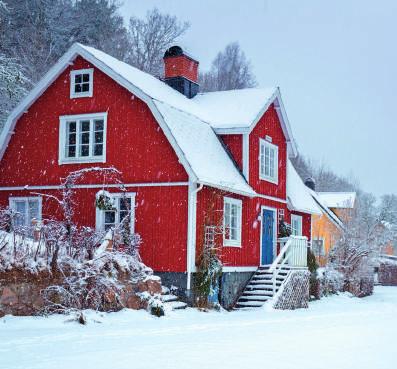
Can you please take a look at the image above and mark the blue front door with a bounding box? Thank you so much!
[261,209,274,265]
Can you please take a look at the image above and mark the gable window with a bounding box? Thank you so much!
[259,138,278,184]
[291,214,303,236]
[96,193,135,233]
[70,69,93,98]
[9,197,42,228]
[59,112,107,164]
[223,197,242,247]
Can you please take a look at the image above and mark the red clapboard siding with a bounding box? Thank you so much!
[249,103,287,199]
[0,56,188,187]
[0,185,188,272]
[0,55,190,272]
[195,186,290,267]
[219,134,243,172]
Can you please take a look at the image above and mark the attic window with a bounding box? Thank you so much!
[70,68,93,98]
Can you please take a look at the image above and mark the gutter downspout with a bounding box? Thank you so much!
[186,182,204,291]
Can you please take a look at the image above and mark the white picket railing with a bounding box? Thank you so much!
[268,236,308,294]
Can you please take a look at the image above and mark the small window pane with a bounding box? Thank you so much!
[81,120,90,132]
[94,131,103,143]
[105,211,116,224]
[82,73,90,83]
[75,74,82,84]
[94,120,104,131]
[81,132,90,144]
[74,84,82,93]
[67,146,76,157]
[93,144,103,156]
[82,83,90,92]
[28,200,39,221]
[68,133,76,145]
[80,145,89,156]
[68,121,76,132]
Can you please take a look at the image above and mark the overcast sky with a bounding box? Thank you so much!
[122,0,397,197]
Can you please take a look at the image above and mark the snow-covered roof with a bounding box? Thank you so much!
[0,43,260,197]
[192,88,277,129]
[309,190,344,229]
[154,101,256,196]
[286,161,322,215]
[317,192,356,209]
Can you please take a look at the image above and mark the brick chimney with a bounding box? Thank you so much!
[163,46,199,99]
[304,177,316,191]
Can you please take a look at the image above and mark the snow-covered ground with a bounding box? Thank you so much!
[1,286,396,369]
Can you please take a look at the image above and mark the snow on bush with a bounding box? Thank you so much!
[0,168,155,315]
[317,267,344,296]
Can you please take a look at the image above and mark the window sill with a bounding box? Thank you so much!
[70,92,93,99]
[259,175,278,185]
[59,157,106,165]
[223,242,242,248]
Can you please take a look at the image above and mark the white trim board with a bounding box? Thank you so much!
[0,182,189,191]
[222,266,258,272]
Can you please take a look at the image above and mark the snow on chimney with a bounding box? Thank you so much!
[304,177,316,191]
[163,46,199,98]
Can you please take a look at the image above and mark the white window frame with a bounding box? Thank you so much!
[58,112,107,164]
[223,197,242,247]
[291,214,303,236]
[9,196,42,227]
[95,192,136,234]
[70,68,94,98]
[312,237,325,256]
[259,138,279,184]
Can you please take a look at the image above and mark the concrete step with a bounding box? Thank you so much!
[239,295,271,302]
[165,301,188,310]
[235,301,265,308]
[243,290,274,297]
[161,294,179,303]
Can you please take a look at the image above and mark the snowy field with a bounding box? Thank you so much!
[1,286,396,369]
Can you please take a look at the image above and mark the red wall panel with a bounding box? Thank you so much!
[219,134,243,171]
[249,104,287,199]
[0,185,188,272]
[0,56,188,187]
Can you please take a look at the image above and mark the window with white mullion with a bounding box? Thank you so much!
[60,113,107,163]
[223,197,242,247]
[259,138,278,184]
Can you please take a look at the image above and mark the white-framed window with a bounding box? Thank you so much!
[96,193,136,233]
[70,68,93,98]
[9,197,42,228]
[291,214,303,236]
[312,238,325,256]
[59,112,107,164]
[223,197,242,247]
[259,138,278,184]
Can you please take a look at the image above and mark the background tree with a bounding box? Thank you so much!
[199,42,257,92]
[126,8,189,76]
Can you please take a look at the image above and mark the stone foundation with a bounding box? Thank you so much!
[0,269,162,317]
[273,270,310,310]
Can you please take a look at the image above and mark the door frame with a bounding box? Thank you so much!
[259,205,277,266]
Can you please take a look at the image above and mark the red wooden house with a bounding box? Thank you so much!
[0,44,320,308]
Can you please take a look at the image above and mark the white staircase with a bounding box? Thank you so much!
[235,265,291,308]
[234,236,308,310]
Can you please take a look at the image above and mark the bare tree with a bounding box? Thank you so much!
[126,8,189,76]
[199,42,257,92]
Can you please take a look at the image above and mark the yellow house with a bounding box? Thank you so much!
[309,191,356,266]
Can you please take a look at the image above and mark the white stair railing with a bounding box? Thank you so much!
[268,236,308,294]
